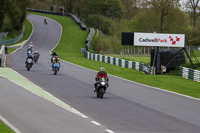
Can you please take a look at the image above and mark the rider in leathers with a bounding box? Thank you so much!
[94,67,109,92]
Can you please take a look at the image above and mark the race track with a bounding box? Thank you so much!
[6,14,200,133]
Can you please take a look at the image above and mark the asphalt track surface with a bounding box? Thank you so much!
[6,14,200,133]
[0,76,107,133]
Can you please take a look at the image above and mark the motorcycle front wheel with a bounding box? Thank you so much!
[99,88,105,99]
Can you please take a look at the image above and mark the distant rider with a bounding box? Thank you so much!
[44,18,47,24]
[94,67,109,92]
[29,42,34,48]
[51,51,57,56]
[52,56,60,70]
[51,51,58,63]
[27,47,32,56]
[33,51,40,57]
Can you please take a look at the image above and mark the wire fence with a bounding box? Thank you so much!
[119,46,200,57]
[0,32,23,47]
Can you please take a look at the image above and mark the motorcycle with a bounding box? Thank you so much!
[27,49,32,56]
[95,77,108,99]
[25,58,33,71]
[33,53,40,63]
[44,19,48,25]
[52,62,60,75]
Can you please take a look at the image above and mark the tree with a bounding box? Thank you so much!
[128,0,187,34]
[121,0,139,20]
[0,0,31,36]
[186,0,200,28]
[0,0,6,30]
[84,0,124,20]
[142,0,181,33]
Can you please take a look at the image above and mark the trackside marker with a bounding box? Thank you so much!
[105,129,115,133]
[91,121,101,126]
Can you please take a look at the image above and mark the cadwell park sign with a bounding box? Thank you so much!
[121,32,187,75]
[134,32,185,47]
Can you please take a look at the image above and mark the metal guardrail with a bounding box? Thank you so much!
[27,8,63,15]
[65,13,87,31]
[85,27,95,51]
[0,45,5,67]
[27,8,87,31]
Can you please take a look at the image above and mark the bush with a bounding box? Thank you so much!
[86,14,115,35]
[91,33,121,54]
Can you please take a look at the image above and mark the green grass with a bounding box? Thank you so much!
[7,48,16,54]
[0,120,14,133]
[21,19,33,41]
[29,12,200,99]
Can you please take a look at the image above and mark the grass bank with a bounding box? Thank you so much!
[0,120,14,133]
[30,12,200,99]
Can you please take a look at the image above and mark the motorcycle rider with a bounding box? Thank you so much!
[33,51,40,57]
[44,18,47,24]
[52,56,60,70]
[94,67,109,92]
[51,51,58,63]
[33,51,40,62]
[29,42,34,48]
[25,54,33,66]
[27,46,32,56]
[51,51,58,56]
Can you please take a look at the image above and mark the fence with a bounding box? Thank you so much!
[120,46,200,57]
[0,32,23,47]
[180,66,200,82]
[85,27,95,51]
[84,51,153,75]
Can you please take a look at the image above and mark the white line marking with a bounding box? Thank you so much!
[6,68,88,119]
[0,115,22,133]
[105,129,115,133]
[91,121,101,126]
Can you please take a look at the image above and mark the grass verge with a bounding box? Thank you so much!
[7,48,16,54]
[30,12,200,99]
[0,120,14,133]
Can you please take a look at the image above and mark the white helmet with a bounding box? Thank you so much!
[100,67,105,72]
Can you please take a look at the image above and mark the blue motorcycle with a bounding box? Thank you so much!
[53,63,60,75]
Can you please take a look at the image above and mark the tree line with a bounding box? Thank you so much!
[1,0,200,50]
[0,0,30,38]
[29,0,200,53]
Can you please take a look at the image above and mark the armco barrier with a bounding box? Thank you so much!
[0,45,5,67]
[85,27,95,51]
[27,8,87,31]
[66,13,87,31]
[180,66,200,82]
[84,51,152,75]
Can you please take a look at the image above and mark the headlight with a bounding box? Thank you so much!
[101,82,106,86]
